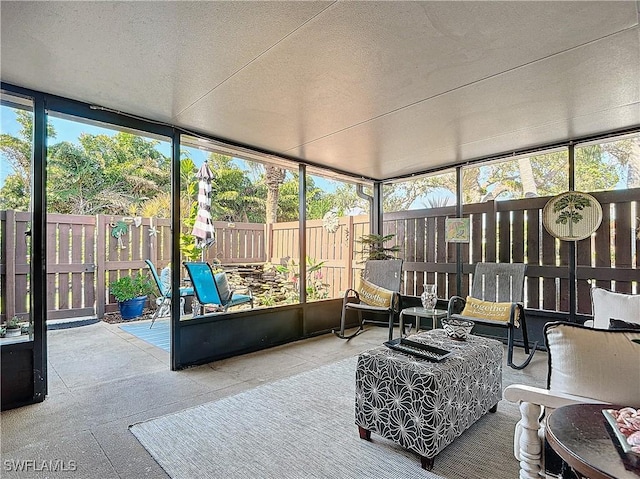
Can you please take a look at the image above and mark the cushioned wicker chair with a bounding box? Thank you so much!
[145,259,194,328]
[333,259,403,341]
[447,262,537,369]
[183,262,253,315]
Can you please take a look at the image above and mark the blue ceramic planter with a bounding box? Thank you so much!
[119,296,147,320]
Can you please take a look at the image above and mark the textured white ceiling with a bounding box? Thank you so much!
[1,1,639,180]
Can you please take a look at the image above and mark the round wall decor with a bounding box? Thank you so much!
[542,191,603,241]
[322,210,340,233]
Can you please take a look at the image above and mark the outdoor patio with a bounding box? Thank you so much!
[1,320,547,479]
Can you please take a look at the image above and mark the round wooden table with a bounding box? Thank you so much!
[546,403,640,479]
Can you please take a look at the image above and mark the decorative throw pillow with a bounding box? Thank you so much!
[591,288,640,329]
[609,318,640,330]
[214,273,232,302]
[460,296,514,323]
[545,322,640,406]
[357,278,393,308]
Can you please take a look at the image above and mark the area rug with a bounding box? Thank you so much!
[119,320,169,352]
[130,356,525,479]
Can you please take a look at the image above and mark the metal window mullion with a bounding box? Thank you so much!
[299,165,307,304]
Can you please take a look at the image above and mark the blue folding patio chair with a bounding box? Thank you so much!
[183,262,253,315]
[145,259,194,328]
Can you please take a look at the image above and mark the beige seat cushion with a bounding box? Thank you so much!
[546,322,640,407]
[590,287,640,329]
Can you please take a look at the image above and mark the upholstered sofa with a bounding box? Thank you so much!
[504,322,640,479]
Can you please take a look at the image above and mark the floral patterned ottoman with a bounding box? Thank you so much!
[355,328,503,470]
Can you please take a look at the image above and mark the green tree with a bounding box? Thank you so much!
[1,114,172,215]
[272,174,301,222]
[416,147,621,206]
[46,142,105,214]
[0,173,30,210]
[0,110,55,210]
[207,153,262,222]
[325,183,368,216]
[305,178,333,220]
[601,137,640,188]
[383,180,434,212]
[259,173,334,222]
[76,132,170,215]
[141,155,199,219]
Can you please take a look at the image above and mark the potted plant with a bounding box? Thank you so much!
[4,316,22,337]
[109,272,155,320]
[357,233,401,260]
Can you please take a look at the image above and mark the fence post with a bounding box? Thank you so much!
[266,223,274,263]
[96,215,106,318]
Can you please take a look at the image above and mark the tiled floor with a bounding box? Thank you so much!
[0,320,548,479]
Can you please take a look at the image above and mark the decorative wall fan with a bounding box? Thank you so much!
[322,210,340,233]
[542,191,603,241]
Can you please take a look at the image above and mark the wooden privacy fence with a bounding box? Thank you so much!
[387,187,639,314]
[269,215,370,298]
[1,210,31,323]
[1,214,268,321]
[1,187,637,321]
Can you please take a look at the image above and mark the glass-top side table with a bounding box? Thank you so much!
[399,307,448,337]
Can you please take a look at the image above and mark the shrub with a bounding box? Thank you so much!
[109,272,155,302]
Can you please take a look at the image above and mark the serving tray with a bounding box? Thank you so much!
[602,408,640,456]
[384,338,452,362]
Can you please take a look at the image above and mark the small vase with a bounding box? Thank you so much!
[420,284,437,312]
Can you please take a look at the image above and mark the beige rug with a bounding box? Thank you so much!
[131,355,537,479]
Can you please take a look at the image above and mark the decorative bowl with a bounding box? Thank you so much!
[441,318,475,341]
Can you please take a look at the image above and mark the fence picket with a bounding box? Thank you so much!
[615,202,633,293]
[526,207,541,309]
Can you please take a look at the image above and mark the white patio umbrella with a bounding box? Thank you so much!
[191,162,216,256]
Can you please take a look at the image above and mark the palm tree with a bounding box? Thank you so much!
[264,165,286,224]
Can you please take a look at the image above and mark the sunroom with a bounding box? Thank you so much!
[2,0,639,394]
[0,1,639,477]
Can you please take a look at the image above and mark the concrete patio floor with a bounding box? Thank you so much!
[0,319,547,479]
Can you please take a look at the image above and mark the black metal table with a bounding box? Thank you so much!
[398,306,447,337]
